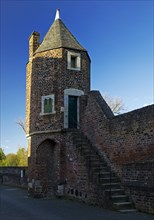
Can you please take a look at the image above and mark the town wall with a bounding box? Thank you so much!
[0,166,28,187]
[122,161,154,214]
[80,91,154,213]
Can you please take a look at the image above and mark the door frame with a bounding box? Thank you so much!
[64,89,84,129]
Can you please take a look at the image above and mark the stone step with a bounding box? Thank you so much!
[91,166,109,173]
[111,195,128,202]
[86,157,102,162]
[105,188,124,196]
[119,209,137,213]
[89,161,107,167]
[73,133,136,213]
[87,161,107,168]
[100,177,119,183]
[97,172,116,178]
[102,182,121,189]
[90,161,102,165]
[78,145,88,149]
[76,143,90,149]
[76,141,89,146]
[82,151,99,158]
[80,148,93,153]
[113,201,133,209]
[85,153,100,157]
[89,158,101,161]
[73,136,86,141]
[85,154,98,158]
[81,149,98,155]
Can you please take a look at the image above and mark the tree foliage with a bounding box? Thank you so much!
[0,148,6,161]
[16,148,28,166]
[2,154,18,166]
[103,93,126,115]
[0,147,28,167]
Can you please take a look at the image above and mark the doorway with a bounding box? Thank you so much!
[64,89,84,129]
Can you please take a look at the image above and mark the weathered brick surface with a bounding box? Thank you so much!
[27,131,103,203]
[26,16,154,213]
[81,92,154,172]
[80,91,112,159]
[26,48,90,135]
[109,105,154,172]
[122,161,154,214]
[80,91,154,213]
[0,167,28,187]
[26,18,92,199]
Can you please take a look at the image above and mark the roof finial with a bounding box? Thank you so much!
[55,9,60,20]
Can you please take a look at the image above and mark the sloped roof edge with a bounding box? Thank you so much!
[35,18,86,54]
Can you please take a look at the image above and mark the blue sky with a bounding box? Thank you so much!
[1,0,153,154]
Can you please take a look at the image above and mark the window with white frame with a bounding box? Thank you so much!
[41,95,56,115]
[67,51,81,71]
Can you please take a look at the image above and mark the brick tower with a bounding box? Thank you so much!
[26,10,90,196]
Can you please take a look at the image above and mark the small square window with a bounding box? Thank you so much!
[67,51,81,71]
[71,56,77,68]
[41,94,56,115]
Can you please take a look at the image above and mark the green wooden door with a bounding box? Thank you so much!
[68,96,77,128]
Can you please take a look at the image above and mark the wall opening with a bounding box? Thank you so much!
[64,88,84,129]
[36,139,56,196]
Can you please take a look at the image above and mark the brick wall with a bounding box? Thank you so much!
[81,91,154,173]
[26,48,90,135]
[122,161,154,214]
[80,91,154,213]
[80,91,113,162]
[0,166,28,187]
[27,131,108,206]
[63,131,108,207]
[109,104,154,173]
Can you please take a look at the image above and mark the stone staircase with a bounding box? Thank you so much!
[73,132,137,213]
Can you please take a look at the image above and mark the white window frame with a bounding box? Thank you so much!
[67,51,81,71]
[40,94,56,115]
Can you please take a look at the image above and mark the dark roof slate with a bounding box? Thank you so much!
[35,19,86,53]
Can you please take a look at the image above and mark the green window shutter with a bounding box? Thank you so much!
[48,98,53,112]
[44,98,53,113]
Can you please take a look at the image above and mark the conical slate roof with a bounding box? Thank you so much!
[35,18,86,53]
